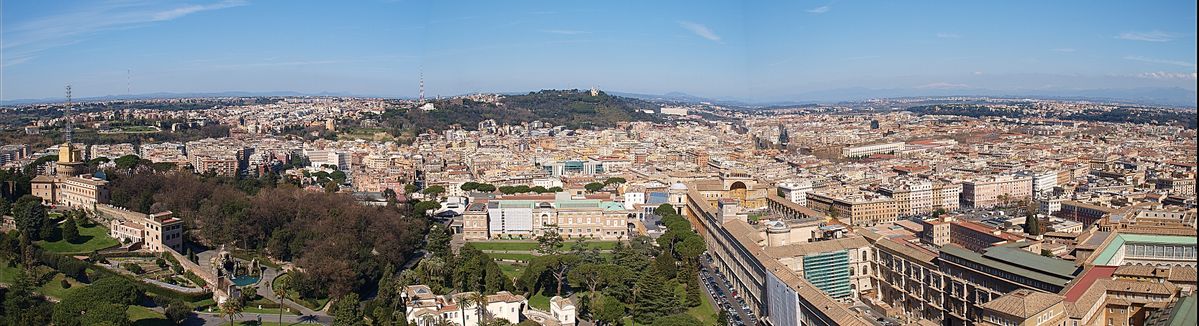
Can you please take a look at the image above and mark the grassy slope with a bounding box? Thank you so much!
[36,222,120,254]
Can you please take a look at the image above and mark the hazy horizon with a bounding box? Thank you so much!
[2,0,1196,104]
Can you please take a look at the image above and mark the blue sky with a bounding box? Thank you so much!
[2,0,1195,102]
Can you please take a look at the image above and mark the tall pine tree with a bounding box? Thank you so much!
[633,271,676,324]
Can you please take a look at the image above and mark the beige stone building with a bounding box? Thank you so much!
[961,174,1033,209]
[807,189,898,227]
[31,142,110,209]
[459,193,629,241]
[99,205,184,253]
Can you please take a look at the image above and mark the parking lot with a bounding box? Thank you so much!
[699,253,758,326]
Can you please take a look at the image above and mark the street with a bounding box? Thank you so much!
[699,254,757,326]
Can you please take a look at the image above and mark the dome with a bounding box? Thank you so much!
[766,220,789,233]
[669,182,688,190]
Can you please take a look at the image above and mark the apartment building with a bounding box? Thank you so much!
[878,178,932,217]
[806,190,898,227]
[778,180,814,207]
[960,174,1033,209]
[931,181,963,212]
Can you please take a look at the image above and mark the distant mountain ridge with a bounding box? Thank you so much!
[4,86,1194,108]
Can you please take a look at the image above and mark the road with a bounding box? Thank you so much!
[187,312,330,325]
[699,256,755,326]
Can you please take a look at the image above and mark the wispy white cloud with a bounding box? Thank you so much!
[2,0,248,67]
[1124,56,1197,68]
[1135,72,1198,80]
[152,0,246,21]
[541,30,590,35]
[806,5,831,14]
[678,21,721,42]
[936,32,961,39]
[1052,48,1076,53]
[1116,30,1176,42]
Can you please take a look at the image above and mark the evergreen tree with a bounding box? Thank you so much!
[653,251,677,279]
[11,195,46,240]
[681,268,702,307]
[593,295,625,326]
[332,292,366,326]
[62,217,80,243]
[632,271,676,324]
[3,268,54,326]
[1025,215,1042,235]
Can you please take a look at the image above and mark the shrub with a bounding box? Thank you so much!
[61,278,72,289]
[122,263,145,274]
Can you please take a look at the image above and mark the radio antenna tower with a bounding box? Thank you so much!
[64,84,73,144]
[418,73,425,103]
[127,68,131,96]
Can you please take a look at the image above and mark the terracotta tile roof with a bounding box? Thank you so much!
[981,289,1062,318]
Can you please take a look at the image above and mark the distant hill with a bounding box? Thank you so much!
[379,89,661,137]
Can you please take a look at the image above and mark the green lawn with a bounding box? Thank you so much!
[36,222,120,254]
[685,284,718,324]
[497,262,525,279]
[488,253,535,262]
[0,260,87,300]
[37,272,87,299]
[0,260,20,283]
[127,305,171,326]
[529,293,552,311]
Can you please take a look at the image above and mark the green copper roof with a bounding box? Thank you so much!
[1091,233,1197,266]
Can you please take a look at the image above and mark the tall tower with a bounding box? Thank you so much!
[57,84,84,177]
[777,124,789,146]
[418,73,425,103]
[64,84,73,144]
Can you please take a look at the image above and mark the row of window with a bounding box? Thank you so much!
[1125,243,1196,260]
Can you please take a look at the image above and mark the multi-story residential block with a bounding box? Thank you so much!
[878,178,932,217]
[806,190,898,227]
[778,180,813,207]
[960,174,1033,209]
[931,181,963,212]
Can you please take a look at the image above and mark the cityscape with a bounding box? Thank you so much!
[1,1,1196,326]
